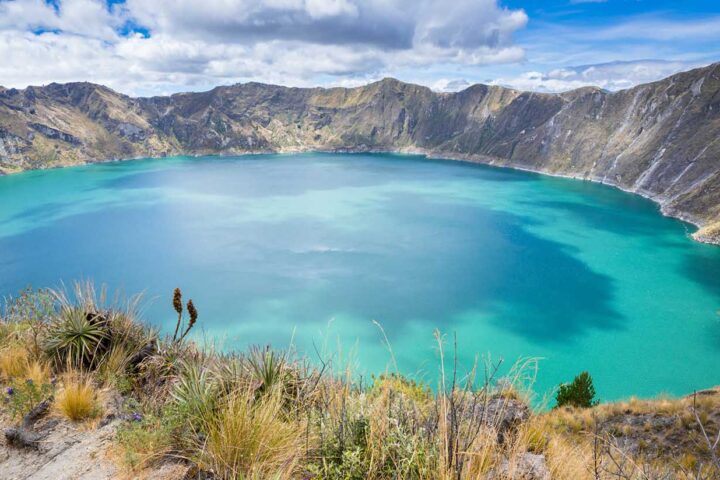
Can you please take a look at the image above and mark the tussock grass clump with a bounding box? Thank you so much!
[55,372,101,422]
[24,359,51,386]
[170,359,219,429]
[0,345,30,380]
[196,387,306,479]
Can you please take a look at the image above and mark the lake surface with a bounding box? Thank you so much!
[0,153,718,401]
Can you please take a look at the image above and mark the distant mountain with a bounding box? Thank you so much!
[1,63,719,243]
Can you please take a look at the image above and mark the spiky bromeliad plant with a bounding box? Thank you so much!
[170,359,219,429]
[41,283,113,370]
[44,308,110,370]
[246,345,290,396]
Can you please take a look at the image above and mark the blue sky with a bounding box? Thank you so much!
[0,0,718,96]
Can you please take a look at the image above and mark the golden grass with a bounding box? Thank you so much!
[55,372,101,422]
[458,430,499,479]
[517,416,550,454]
[25,359,51,385]
[196,387,306,479]
[0,345,29,380]
[544,432,594,480]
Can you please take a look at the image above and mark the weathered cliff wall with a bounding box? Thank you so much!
[1,63,719,241]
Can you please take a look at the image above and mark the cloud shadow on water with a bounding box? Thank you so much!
[273,192,624,344]
[526,198,680,243]
[0,186,623,347]
[680,248,720,302]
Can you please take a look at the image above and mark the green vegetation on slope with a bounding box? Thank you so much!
[0,283,718,479]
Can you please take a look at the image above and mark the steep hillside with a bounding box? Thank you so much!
[1,63,719,242]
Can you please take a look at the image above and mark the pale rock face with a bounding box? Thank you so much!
[1,63,719,242]
[492,453,551,480]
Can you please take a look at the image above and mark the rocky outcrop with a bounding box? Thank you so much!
[1,63,719,241]
[0,389,191,480]
[491,453,550,480]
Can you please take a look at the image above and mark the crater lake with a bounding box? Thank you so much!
[1,153,718,401]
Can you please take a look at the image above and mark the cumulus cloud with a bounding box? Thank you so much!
[431,78,471,92]
[0,0,527,95]
[2,1,713,96]
[0,0,120,39]
[491,59,710,93]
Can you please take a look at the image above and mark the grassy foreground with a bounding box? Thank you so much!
[0,283,718,479]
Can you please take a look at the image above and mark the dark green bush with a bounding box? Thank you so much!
[555,371,597,408]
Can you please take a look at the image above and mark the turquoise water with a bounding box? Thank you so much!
[0,153,718,401]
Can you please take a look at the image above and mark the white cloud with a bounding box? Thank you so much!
[305,0,358,19]
[491,59,710,93]
[0,1,715,97]
[590,16,720,42]
[431,78,471,92]
[0,0,120,40]
[0,0,528,95]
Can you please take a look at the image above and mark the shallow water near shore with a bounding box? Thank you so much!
[0,152,718,401]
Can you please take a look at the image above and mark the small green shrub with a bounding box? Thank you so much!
[116,411,179,470]
[370,373,432,404]
[2,287,55,358]
[3,378,54,419]
[307,446,368,480]
[555,371,597,408]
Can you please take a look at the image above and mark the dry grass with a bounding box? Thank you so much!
[97,344,132,387]
[25,359,51,385]
[544,433,594,480]
[55,372,101,421]
[195,386,306,479]
[0,345,30,380]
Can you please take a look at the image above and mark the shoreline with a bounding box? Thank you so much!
[2,146,717,245]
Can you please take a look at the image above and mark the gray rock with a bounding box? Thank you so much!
[493,453,551,480]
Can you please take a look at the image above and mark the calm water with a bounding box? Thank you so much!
[0,153,718,401]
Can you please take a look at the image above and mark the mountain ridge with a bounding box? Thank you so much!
[1,62,719,243]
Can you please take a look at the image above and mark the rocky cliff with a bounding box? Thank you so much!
[1,63,719,242]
